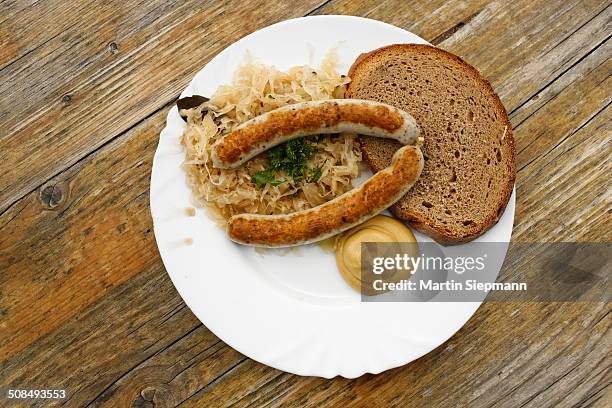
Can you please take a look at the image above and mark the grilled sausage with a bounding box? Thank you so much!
[227,145,424,247]
[211,99,420,169]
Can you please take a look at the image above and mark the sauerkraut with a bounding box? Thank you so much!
[180,52,362,226]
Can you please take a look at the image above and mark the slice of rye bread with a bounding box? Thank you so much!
[346,44,516,243]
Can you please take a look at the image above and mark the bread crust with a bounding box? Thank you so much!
[347,44,516,244]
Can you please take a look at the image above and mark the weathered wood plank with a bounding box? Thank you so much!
[438,0,611,111]
[127,0,611,404]
[90,329,244,407]
[175,303,609,407]
[578,378,612,408]
[510,39,611,241]
[0,0,326,213]
[317,0,611,115]
[178,0,611,405]
[515,104,611,243]
[509,36,611,128]
[0,0,96,69]
[314,0,493,44]
[0,108,209,406]
[1,0,608,215]
[0,0,490,365]
[0,104,167,361]
[0,261,204,407]
[0,0,610,407]
[516,60,609,172]
[0,100,254,406]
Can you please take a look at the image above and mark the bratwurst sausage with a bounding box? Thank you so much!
[211,99,419,169]
[227,145,424,247]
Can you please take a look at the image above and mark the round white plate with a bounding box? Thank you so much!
[150,15,515,378]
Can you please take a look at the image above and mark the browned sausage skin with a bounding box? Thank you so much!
[211,99,420,169]
[227,145,424,247]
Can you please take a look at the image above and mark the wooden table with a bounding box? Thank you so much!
[1,0,610,406]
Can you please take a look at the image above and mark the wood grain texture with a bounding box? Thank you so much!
[0,0,610,407]
[0,0,326,213]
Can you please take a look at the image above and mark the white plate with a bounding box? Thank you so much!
[150,15,515,378]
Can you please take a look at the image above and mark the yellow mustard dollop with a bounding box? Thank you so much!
[335,215,417,294]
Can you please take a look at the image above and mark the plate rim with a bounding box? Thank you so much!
[150,14,516,378]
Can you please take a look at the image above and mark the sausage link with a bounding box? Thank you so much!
[211,99,419,169]
[227,145,424,247]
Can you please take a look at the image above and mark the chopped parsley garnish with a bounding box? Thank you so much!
[308,166,322,182]
[252,169,285,189]
[252,138,321,188]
